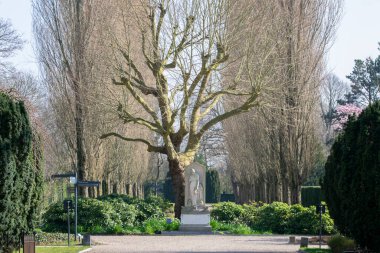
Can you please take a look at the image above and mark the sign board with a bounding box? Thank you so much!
[316,204,326,214]
[64,200,73,211]
[52,173,76,179]
[70,177,77,184]
[77,180,100,187]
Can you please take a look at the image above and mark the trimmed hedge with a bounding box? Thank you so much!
[301,186,322,207]
[163,172,175,202]
[211,201,335,235]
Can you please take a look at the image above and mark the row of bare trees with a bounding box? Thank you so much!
[33,0,152,198]
[224,0,343,204]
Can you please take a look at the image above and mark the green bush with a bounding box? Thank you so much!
[129,198,165,223]
[286,204,335,235]
[104,199,137,227]
[252,202,290,234]
[324,101,380,250]
[42,198,136,234]
[240,202,263,228]
[42,195,171,234]
[211,201,335,235]
[210,220,255,235]
[327,235,356,253]
[143,218,180,234]
[97,194,167,223]
[211,202,245,223]
[143,195,172,214]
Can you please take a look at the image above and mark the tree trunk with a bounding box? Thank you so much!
[290,185,300,204]
[282,178,290,204]
[168,158,185,219]
[132,183,137,197]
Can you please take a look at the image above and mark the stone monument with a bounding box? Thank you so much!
[179,162,211,232]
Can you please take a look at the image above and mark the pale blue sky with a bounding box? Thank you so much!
[0,0,380,81]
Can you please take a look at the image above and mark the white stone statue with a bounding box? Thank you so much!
[189,168,199,207]
[181,162,210,232]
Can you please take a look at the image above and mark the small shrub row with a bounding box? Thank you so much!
[211,201,336,235]
[42,195,174,234]
[34,231,75,246]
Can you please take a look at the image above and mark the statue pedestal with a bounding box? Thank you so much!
[179,206,212,232]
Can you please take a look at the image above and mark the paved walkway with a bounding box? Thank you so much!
[89,235,302,253]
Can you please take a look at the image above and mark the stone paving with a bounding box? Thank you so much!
[88,235,306,253]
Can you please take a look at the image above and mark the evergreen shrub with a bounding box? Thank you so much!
[206,170,221,203]
[0,92,44,252]
[324,101,380,250]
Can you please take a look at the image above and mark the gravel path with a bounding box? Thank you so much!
[88,235,302,253]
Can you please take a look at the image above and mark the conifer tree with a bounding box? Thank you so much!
[324,101,380,251]
[0,92,43,252]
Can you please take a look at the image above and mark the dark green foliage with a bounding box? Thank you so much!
[127,197,165,223]
[211,202,245,223]
[345,54,380,105]
[286,204,334,235]
[43,198,134,233]
[211,201,335,235]
[42,195,171,234]
[206,170,220,203]
[0,92,44,252]
[324,101,380,250]
[163,172,175,202]
[327,235,356,253]
[301,186,322,207]
[252,202,290,234]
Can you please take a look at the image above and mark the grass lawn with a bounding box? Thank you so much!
[301,248,331,253]
[16,246,90,253]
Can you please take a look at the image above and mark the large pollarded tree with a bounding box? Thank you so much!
[101,0,278,217]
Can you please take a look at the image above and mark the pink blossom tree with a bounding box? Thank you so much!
[332,104,363,131]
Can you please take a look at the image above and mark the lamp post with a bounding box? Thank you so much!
[52,173,100,241]
[52,173,77,240]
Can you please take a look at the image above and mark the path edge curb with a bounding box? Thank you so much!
[79,248,92,253]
